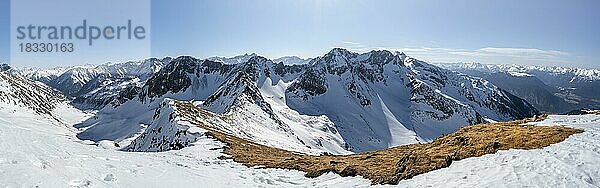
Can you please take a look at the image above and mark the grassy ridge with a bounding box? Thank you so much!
[176,102,583,185]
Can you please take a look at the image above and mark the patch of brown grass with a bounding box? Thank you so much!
[175,102,582,185]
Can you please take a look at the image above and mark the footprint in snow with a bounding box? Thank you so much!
[103,174,117,182]
[68,179,91,187]
[105,164,116,169]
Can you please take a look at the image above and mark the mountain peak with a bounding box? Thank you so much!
[326,48,355,57]
[389,51,408,60]
[173,55,199,62]
[247,55,270,64]
[272,56,311,65]
[0,64,11,72]
[366,49,398,59]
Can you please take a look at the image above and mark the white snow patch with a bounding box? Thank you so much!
[396,115,600,187]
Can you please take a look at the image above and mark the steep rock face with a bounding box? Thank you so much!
[141,56,198,100]
[139,56,234,103]
[203,56,286,114]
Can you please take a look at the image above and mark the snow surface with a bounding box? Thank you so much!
[272,56,312,65]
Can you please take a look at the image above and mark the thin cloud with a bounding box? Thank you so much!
[450,47,569,58]
[342,41,361,45]
[331,43,575,67]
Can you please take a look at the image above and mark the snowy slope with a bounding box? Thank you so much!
[125,99,202,152]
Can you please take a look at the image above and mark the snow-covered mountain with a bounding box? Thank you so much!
[437,62,600,113]
[439,62,600,80]
[210,54,311,65]
[285,49,537,151]
[208,53,258,65]
[1,65,359,187]
[73,49,537,154]
[20,58,172,109]
[78,56,348,154]
[0,65,87,125]
[273,56,312,65]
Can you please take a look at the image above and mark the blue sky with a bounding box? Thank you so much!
[2,0,600,68]
[0,0,7,64]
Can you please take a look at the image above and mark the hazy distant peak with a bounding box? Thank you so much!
[208,53,258,65]
[272,56,312,65]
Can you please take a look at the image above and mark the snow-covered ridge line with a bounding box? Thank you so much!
[437,62,600,80]
[436,61,600,114]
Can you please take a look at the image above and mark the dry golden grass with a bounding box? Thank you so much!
[175,102,583,185]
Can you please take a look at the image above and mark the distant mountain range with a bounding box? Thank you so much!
[436,62,600,113]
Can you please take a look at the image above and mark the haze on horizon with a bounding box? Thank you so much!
[0,0,599,68]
